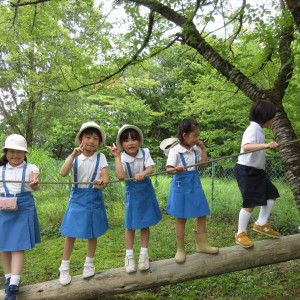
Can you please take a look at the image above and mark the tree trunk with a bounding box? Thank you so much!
[1,234,299,300]
[272,104,300,210]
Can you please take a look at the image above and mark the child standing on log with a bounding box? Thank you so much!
[0,134,40,300]
[165,118,218,263]
[234,100,280,248]
[107,125,162,273]
[59,122,109,285]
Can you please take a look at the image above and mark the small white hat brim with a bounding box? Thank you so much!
[159,137,178,157]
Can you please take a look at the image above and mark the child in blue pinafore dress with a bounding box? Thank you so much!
[107,125,162,273]
[59,122,109,286]
[0,134,40,300]
[165,118,218,263]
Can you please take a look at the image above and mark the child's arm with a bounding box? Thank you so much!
[243,141,278,151]
[60,143,85,177]
[29,171,40,190]
[135,165,153,181]
[196,140,209,168]
[94,167,109,190]
[166,165,186,174]
[105,143,125,180]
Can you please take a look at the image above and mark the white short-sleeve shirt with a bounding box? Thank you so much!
[70,152,108,188]
[121,148,154,179]
[167,144,202,171]
[237,121,266,169]
[0,161,39,194]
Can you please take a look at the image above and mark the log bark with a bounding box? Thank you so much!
[1,234,299,300]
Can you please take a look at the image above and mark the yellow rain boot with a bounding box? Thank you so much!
[193,230,219,254]
[175,238,186,263]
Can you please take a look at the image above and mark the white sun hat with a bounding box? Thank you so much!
[159,137,178,157]
[1,134,29,153]
[75,121,106,147]
[116,124,144,149]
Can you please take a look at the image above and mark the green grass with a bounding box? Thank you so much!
[0,150,299,298]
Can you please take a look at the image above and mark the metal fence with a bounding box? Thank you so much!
[150,156,289,212]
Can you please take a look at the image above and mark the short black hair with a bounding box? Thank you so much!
[79,127,102,142]
[249,100,277,124]
[119,129,141,144]
[177,118,200,144]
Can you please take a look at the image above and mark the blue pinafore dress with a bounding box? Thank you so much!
[124,149,162,230]
[0,164,41,251]
[60,153,109,239]
[166,151,210,219]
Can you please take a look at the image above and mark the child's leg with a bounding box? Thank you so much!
[83,238,97,279]
[235,207,254,248]
[1,251,12,274]
[138,228,150,270]
[253,199,280,238]
[176,218,186,239]
[256,199,276,226]
[59,237,76,285]
[87,238,97,258]
[194,216,218,254]
[62,236,76,260]
[124,229,136,273]
[175,218,186,263]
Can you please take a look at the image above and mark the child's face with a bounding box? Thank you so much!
[121,134,141,157]
[183,127,200,147]
[6,149,26,167]
[262,118,274,128]
[80,132,100,153]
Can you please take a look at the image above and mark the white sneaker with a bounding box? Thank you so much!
[124,255,136,273]
[83,262,95,279]
[138,254,149,271]
[59,266,71,286]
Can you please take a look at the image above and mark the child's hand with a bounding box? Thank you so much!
[29,171,40,189]
[267,141,278,149]
[93,179,107,190]
[72,142,85,157]
[135,173,145,181]
[175,165,186,173]
[105,143,120,157]
[196,140,206,150]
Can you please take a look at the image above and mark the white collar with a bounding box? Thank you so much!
[79,152,98,161]
[6,161,26,169]
[250,121,264,133]
[122,148,143,163]
[176,144,196,153]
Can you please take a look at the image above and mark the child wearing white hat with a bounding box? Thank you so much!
[58,122,109,285]
[0,134,40,300]
[106,125,162,273]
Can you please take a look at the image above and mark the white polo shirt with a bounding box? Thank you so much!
[167,144,202,171]
[0,161,39,194]
[70,152,108,188]
[121,148,154,179]
[237,121,266,169]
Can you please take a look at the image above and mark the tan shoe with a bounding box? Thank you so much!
[138,254,150,271]
[235,232,254,248]
[124,255,136,273]
[193,230,219,254]
[175,238,186,263]
[253,222,280,238]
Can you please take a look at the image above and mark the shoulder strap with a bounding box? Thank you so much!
[2,163,27,194]
[89,153,100,188]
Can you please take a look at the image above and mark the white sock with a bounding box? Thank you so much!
[10,275,20,286]
[126,249,134,256]
[61,260,70,268]
[85,257,94,263]
[140,247,148,255]
[237,209,252,235]
[257,199,275,226]
[5,273,11,280]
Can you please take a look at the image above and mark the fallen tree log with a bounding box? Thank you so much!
[1,234,299,299]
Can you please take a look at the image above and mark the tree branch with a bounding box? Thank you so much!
[9,0,51,7]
